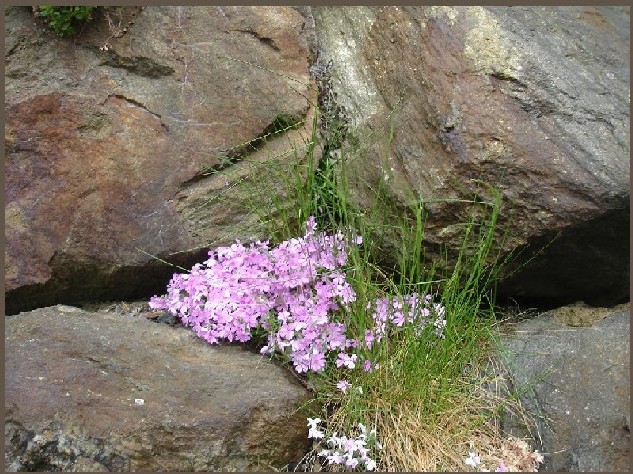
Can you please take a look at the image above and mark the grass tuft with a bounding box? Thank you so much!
[264,103,541,471]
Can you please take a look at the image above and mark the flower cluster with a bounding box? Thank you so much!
[150,217,454,471]
[366,292,447,343]
[308,418,381,471]
[150,217,358,371]
[150,217,446,376]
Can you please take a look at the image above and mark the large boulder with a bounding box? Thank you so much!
[5,6,317,314]
[500,303,630,471]
[5,305,311,471]
[311,6,629,306]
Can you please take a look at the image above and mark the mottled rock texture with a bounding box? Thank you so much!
[311,6,629,307]
[501,304,630,471]
[5,6,316,314]
[5,305,311,471]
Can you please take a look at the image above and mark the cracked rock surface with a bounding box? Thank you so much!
[5,305,311,471]
[5,6,316,314]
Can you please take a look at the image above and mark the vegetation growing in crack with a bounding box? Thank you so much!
[148,57,545,472]
[32,5,143,44]
[309,58,355,229]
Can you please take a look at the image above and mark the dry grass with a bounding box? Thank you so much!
[288,353,544,473]
[375,355,543,472]
[375,402,543,472]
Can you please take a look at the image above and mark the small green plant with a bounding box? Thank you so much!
[33,6,96,37]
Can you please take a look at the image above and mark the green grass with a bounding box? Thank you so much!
[238,94,522,470]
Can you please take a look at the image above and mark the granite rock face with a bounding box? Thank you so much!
[311,6,629,306]
[5,6,316,314]
[500,304,630,472]
[5,305,311,471]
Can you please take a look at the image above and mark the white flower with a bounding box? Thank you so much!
[365,458,377,471]
[465,452,481,467]
[307,417,324,439]
[307,417,321,429]
[309,428,325,439]
[327,452,345,464]
[327,434,341,449]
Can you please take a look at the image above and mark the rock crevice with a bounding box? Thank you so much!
[99,51,175,78]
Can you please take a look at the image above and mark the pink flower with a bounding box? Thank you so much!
[305,215,318,233]
[336,380,351,393]
[391,311,405,326]
[464,452,481,467]
[364,330,375,349]
[308,351,326,372]
[336,353,357,369]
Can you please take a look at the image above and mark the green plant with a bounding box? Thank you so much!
[251,100,545,470]
[33,6,96,37]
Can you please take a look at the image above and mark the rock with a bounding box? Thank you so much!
[5,6,317,314]
[7,6,628,313]
[5,305,312,471]
[311,6,629,306]
[500,303,630,471]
